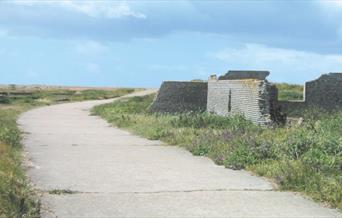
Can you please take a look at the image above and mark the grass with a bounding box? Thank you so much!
[0,107,40,217]
[48,189,78,195]
[0,88,135,106]
[0,87,135,217]
[275,83,304,101]
[93,94,342,210]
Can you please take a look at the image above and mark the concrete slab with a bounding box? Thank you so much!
[41,191,340,218]
[18,90,341,218]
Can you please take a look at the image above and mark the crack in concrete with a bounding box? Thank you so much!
[44,188,274,196]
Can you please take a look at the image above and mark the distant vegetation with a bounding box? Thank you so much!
[0,87,134,217]
[275,83,304,101]
[191,79,206,82]
[0,87,135,106]
[93,93,342,210]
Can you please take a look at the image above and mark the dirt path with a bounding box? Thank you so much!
[18,90,341,218]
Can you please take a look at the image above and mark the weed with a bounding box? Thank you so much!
[48,189,78,195]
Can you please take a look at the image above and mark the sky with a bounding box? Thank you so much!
[1,0,342,88]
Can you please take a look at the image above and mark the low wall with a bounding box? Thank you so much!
[149,81,208,113]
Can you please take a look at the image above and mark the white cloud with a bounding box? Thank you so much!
[318,0,342,11]
[316,0,342,20]
[214,43,342,64]
[74,40,108,55]
[316,0,342,38]
[212,43,342,82]
[10,0,146,19]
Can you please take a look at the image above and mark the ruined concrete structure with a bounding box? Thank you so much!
[305,73,342,109]
[150,71,280,125]
[150,71,342,125]
[279,73,342,113]
[149,81,208,113]
[207,71,279,125]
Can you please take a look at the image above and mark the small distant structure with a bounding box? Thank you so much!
[149,70,342,125]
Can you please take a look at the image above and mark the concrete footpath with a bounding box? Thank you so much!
[18,90,341,217]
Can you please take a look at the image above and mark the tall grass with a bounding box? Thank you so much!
[0,108,40,217]
[93,94,342,209]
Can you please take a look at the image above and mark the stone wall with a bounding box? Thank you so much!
[305,73,342,110]
[207,78,277,125]
[149,81,208,113]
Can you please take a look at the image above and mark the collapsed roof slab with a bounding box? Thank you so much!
[218,70,270,80]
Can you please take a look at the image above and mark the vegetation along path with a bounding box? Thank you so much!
[18,90,340,217]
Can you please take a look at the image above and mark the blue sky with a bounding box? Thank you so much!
[1,0,342,87]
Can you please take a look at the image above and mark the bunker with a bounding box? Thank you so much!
[207,71,280,125]
[150,71,342,125]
